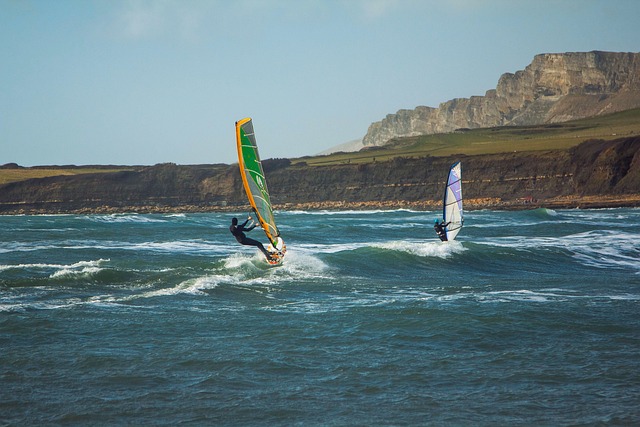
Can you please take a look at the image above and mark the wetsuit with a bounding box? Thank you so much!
[230,218,270,257]
[434,221,450,242]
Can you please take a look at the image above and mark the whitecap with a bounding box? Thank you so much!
[222,250,330,282]
[108,249,331,301]
[275,249,329,278]
[128,240,224,254]
[374,239,465,258]
[281,208,423,216]
[86,214,166,224]
[0,262,59,272]
[48,259,109,278]
[223,252,266,272]
[50,266,103,279]
[0,243,64,254]
[483,289,567,303]
[133,275,226,298]
[295,242,368,254]
[484,230,640,272]
[0,258,110,274]
[55,239,231,255]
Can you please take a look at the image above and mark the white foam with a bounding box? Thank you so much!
[49,259,108,278]
[222,250,330,282]
[111,249,332,301]
[423,287,640,304]
[50,266,103,278]
[128,240,223,254]
[295,242,369,254]
[0,238,225,255]
[484,289,567,303]
[34,239,233,255]
[86,214,166,224]
[0,262,59,271]
[480,230,640,271]
[222,252,267,272]
[281,208,422,216]
[134,275,225,298]
[275,250,329,278]
[429,289,566,304]
[0,258,109,274]
[285,239,465,259]
[0,243,62,254]
[355,222,426,230]
[374,239,465,258]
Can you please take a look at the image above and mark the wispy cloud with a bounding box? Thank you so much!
[112,0,419,41]
[114,0,212,41]
[117,0,166,39]
[358,0,401,20]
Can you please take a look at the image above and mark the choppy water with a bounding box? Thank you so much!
[1,208,639,425]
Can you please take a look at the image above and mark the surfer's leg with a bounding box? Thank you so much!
[242,237,270,257]
[256,242,270,257]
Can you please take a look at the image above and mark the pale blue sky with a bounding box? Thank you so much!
[2,0,639,166]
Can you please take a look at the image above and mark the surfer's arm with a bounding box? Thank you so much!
[236,218,252,232]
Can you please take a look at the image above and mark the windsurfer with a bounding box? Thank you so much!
[230,216,272,259]
[434,219,450,242]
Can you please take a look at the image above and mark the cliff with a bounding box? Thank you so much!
[363,51,640,147]
[1,137,639,214]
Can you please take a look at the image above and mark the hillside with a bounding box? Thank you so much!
[300,108,640,166]
[0,164,138,186]
[363,51,640,148]
[1,135,639,214]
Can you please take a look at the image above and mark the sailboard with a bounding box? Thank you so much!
[235,117,286,265]
[442,161,463,241]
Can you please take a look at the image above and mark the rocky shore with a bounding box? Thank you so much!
[4,189,640,217]
[276,194,640,212]
[1,137,639,215]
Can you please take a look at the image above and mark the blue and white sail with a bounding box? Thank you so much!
[443,161,463,241]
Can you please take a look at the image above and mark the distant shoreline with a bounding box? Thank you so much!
[2,194,639,215]
[3,136,639,217]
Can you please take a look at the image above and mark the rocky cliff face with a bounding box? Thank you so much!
[363,51,640,147]
[266,137,640,209]
[1,138,639,214]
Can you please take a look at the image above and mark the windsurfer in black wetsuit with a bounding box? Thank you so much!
[230,216,272,259]
[434,219,451,242]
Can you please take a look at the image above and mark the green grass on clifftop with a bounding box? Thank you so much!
[298,108,640,166]
[0,167,136,186]
[3,109,639,185]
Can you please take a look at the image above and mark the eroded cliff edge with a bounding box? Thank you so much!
[363,51,640,147]
[1,137,639,214]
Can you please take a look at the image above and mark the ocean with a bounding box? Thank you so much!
[1,208,639,425]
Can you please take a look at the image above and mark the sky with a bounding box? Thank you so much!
[2,0,640,166]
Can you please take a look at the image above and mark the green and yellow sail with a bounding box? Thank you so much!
[235,118,281,247]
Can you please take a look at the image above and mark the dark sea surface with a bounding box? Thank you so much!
[1,208,639,426]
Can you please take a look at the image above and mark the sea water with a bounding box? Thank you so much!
[1,209,639,425]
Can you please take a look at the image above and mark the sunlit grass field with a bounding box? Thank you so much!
[299,108,640,166]
[0,168,134,185]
